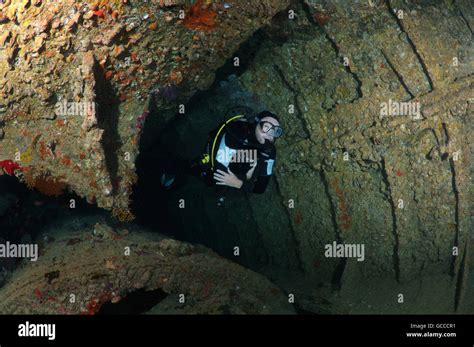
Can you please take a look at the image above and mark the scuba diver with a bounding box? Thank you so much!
[159,109,284,194]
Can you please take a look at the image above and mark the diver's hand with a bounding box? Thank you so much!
[246,159,257,180]
[214,168,243,189]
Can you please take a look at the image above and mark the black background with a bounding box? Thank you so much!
[0,315,472,346]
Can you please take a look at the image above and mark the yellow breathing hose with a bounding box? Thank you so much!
[210,115,244,170]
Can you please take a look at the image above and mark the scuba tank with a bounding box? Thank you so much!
[203,105,274,171]
[223,105,258,124]
[205,105,257,170]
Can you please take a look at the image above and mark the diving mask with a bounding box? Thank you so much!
[260,121,284,138]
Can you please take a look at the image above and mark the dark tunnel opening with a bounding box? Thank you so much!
[128,0,338,282]
[98,289,169,315]
[0,174,103,247]
[130,20,292,266]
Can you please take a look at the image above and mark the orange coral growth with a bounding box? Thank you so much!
[38,141,50,160]
[313,12,330,27]
[112,207,135,222]
[330,178,352,231]
[24,173,67,196]
[90,179,99,189]
[294,210,303,225]
[44,50,56,58]
[61,155,71,166]
[23,171,35,189]
[183,0,217,32]
[93,9,106,18]
[169,69,183,84]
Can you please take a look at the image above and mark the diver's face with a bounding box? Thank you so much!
[255,116,280,144]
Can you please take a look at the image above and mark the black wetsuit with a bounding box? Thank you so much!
[187,118,276,194]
